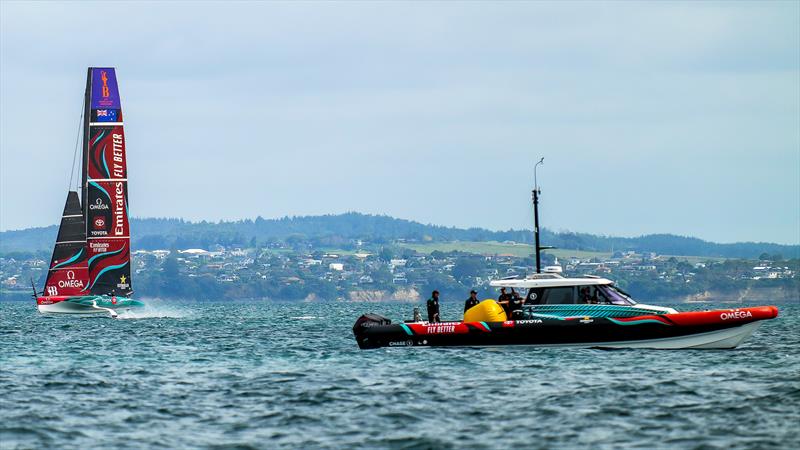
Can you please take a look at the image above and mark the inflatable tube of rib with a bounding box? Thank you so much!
[464,299,507,323]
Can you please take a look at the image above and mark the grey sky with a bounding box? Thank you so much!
[1,1,798,244]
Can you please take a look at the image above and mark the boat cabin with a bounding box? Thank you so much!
[489,274,636,306]
[488,274,677,317]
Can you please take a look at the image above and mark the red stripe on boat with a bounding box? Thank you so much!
[662,306,778,327]
[407,322,471,335]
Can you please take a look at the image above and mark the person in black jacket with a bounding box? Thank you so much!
[464,290,480,313]
[427,290,441,323]
[508,288,525,319]
[497,287,511,316]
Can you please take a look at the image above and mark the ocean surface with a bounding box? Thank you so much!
[1,300,798,450]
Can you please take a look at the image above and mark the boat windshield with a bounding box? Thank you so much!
[596,285,637,306]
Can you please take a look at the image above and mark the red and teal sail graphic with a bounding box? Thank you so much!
[84,67,132,296]
[44,191,89,296]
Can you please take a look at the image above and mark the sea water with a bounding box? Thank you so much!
[1,301,798,449]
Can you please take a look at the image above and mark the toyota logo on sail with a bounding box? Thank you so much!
[94,217,105,229]
[90,198,109,210]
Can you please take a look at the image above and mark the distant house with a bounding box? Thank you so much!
[179,248,210,257]
[329,263,344,271]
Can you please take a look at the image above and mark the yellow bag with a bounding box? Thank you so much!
[464,299,507,323]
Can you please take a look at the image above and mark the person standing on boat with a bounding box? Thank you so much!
[464,290,479,312]
[508,289,525,319]
[497,287,511,316]
[427,290,441,323]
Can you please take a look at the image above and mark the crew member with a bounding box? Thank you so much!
[580,287,593,304]
[464,290,479,312]
[427,290,441,323]
[497,287,511,316]
[508,288,525,319]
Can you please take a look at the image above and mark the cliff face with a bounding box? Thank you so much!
[348,288,420,303]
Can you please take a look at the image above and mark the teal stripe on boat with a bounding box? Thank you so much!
[608,318,669,326]
[530,313,566,320]
[480,321,491,331]
[400,324,413,336]
[528,304,660,319]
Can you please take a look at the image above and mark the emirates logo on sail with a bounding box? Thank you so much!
[113,181,125,235]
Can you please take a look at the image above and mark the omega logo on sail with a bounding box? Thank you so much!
[90,197,109,210]
[57,270,85,289]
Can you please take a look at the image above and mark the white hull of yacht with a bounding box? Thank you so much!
[37,300,131,317]
[573,321,763,350]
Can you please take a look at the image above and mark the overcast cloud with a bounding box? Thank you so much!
[1,1,798,244]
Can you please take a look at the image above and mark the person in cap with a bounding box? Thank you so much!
[427,290,441,323]
[508,288,525,319]
[464,290,480,313]
[497,287,512,316]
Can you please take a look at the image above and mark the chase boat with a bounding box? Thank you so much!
[353,158,779,349]
[353,273,779,350]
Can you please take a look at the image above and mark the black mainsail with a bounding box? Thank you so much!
[43,191,89,296]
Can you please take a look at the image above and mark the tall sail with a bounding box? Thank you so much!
[43,191,89,296]
[83,67,132,296]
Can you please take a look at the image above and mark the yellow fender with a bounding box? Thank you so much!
[464,299,507,323]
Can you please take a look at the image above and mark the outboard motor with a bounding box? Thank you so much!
[352,313,392,349]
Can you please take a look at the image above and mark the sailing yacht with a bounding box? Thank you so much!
[35,67,144,317]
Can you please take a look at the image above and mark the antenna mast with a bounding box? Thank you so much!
[533,157,544,273]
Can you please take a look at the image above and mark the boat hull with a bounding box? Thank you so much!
[36,295,144,316]
[353,306,778,350]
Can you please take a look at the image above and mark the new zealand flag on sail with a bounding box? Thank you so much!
[93,109,119,122]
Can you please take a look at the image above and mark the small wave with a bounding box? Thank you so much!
[116,299,191,319]
[291,316,318,320]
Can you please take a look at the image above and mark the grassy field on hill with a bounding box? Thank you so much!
[397,241,611,260]
[397,241,731,263]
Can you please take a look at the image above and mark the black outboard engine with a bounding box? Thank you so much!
[352,313,392,349]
